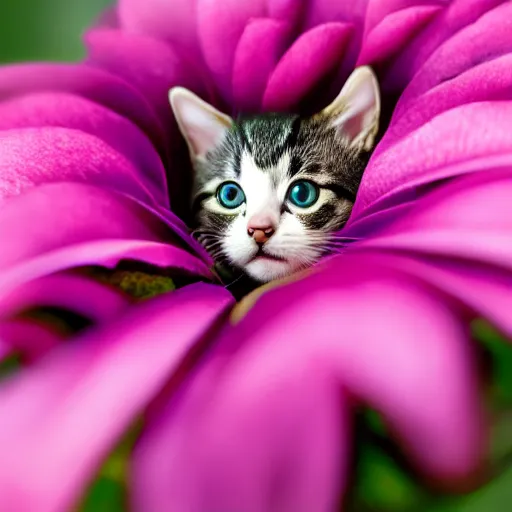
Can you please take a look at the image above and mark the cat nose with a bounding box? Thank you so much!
[247,215,275,244]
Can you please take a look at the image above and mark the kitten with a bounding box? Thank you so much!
[169,66,381,283]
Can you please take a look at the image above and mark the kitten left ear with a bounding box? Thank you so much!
[318,66,381,152]
[169,87,234,160]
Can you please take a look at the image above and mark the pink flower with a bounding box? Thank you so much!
[0,0,512,510]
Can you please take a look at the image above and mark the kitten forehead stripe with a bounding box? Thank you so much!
[238,114,300,168]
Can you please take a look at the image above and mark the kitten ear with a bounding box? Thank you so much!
[319,66,381,152]
[169,87,233,160]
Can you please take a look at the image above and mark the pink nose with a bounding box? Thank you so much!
[247,215,275,244]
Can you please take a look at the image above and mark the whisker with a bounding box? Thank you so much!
[224,272,246,289]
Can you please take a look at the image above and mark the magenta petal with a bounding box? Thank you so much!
[0,183,211,284]
[303,0,368,28]
[131,261,483,510]
[133,364,348,512]
[0,284,233,511]
[358,168,512,334]
[354,101,512,214]
[0,273,130,325]
[363,171,512,268]
[2,240,212,299]
[0,127,158,205]
[378,55,512,153]
[85,28,206,134]
[383,0,505,92]
[0,63,166,157]
[382,254,512,340]
[197,0,266,100]
[0,321,65,363]
[363,0,441,35]
[232,18,291,113]
[357,5,442,66]
[263,22,353,112]
[393,2,512,115]
[118,0,199,55]
[0,92,169,208]
[267,0,306,27]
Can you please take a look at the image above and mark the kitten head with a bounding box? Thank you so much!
[170,67,380,283]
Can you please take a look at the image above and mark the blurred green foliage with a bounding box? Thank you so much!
[0,0,112,63]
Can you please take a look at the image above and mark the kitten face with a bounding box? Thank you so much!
[170,67,380,282]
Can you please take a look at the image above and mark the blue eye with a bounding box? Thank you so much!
[288,180,319,208]
[217,182,245,209]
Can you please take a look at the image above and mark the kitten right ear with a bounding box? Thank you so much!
[317,66,381,152]
[169,87,233,160]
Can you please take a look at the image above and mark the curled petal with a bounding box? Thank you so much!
[0,182,174,266]
[232,18,291,113]
[363,0,442,36]
[118,0,199,55]
[266,0,307,27]
[353,101,512,215]
[85,28,207,133]
[2,240,212,305]
[383,0,505,92]
[0,63,167,157]
[197,0,266,100]
[0,183,212,291]
[0,321,65,364]
[263,22,354,112]
[0,92,169,208]
[0,283,233,512]
[303,0,368,29]
[131,260,484,511]
[394,1,512,115]
[0,273,130,324]
[0,127,157,205]
[358,5,442,66]
[134,364,348,512]
[378,55,512,153]
[354,169,512,336]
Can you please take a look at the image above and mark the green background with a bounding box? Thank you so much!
[0,0,112,63]
[0,1,511,511]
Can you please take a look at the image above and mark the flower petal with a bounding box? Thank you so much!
[357,5,442,67]
[0,183,212,289]
[382,0,505,92]
[263,22,354,112]
[118,0,199,55]
[353,101,512,215]
[0,321,65,364]
[303,0,368,29]
[0,273,130,325]
[0,127,157,205]
[232,18,291,113]
[133,363,348,512]
[197,0,266,101]
[0,63,167,158]
[131,258,484,511]
[0,283,233,512]
[0,92,169,208]
[85,28,207,134]
[393,1,512,115]
[363,0,442,36]
[267,0,307,27]
[354,170,512,337]
[377,55,512,153]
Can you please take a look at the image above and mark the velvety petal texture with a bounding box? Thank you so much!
[0,284,233,511]
[1,0,512,511]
